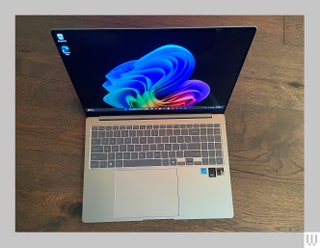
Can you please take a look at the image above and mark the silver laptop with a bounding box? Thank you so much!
[51,26,256,223]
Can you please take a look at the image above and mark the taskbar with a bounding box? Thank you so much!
[86,105,225,113]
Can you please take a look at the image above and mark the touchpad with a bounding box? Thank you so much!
[114,169,179,219]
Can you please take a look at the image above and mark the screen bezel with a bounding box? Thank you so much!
[51,26,257,117]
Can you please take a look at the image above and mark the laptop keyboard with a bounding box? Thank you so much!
[90,123,224,168]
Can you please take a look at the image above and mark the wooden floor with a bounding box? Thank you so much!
[16,15,304,232]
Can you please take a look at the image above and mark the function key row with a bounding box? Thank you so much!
[92,123,220,131]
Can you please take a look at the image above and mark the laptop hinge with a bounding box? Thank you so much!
[98,114,212,121]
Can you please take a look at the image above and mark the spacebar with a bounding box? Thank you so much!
[124,159,162,167]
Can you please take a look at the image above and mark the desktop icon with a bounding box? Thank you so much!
[57,33,64,40]
[56,33,67,43]
[61,45,71,56]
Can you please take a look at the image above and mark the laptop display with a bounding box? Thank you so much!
[52,27,256,116]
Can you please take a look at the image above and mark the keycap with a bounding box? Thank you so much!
[184,151,201,157]
[124,159,162,167]
[91,146,103,152]
[91,154,107,160]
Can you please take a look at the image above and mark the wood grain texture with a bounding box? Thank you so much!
[16,15,304,232]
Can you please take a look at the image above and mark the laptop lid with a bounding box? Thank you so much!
[51,26,256,117]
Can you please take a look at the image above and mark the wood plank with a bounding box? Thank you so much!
[232,41,304,111]
[284,15,304,47]
[231,172,303,232]
[226,105,304,181]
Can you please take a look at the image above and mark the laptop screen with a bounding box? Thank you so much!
[51,27,256,116]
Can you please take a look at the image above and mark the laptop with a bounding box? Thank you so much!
[51,26,256,223]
